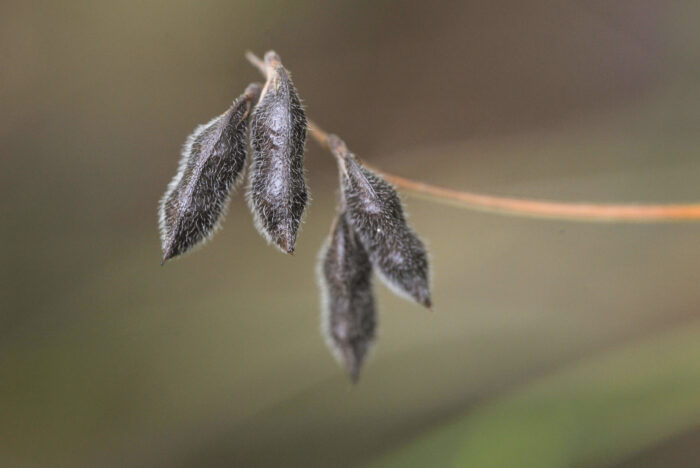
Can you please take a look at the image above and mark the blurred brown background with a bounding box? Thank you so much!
[1,1,700,467]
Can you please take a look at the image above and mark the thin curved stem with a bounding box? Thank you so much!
[248,51,700,223]
[309,121,700,223]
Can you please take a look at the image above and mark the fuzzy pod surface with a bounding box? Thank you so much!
[159,83,262,263]
[319,212,376,382]
[329,136,432,308]
[248,51,308,254]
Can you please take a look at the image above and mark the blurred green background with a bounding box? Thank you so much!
[2,1,700,466]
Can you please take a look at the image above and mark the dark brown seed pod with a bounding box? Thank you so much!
[247,51,308,254]
[328,135,432,308]
[319,212,376,382]
[159,83,262,263]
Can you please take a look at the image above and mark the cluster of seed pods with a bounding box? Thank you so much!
[159,51,431,381]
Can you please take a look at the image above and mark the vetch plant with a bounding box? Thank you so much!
[319,212,376,383]
[247,51,308,254]
[159,50,700,382]
[159,83,261,263]
[329,135,431,308]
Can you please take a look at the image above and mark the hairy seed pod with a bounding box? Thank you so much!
[159,83,262,263]
[248,51,308,254]
[328,135,432,308]
[319,212,376,382]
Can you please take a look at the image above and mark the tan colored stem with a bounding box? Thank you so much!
[249,53,700,223]
[245,51,267,76]
[309,122,700,222]
[365,170,700,222]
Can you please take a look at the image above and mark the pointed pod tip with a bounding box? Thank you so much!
[161,248,174,266]
[344,356,361,384]
[348,367,361,385]
[275,242,295,255]
[412,287,432,309]
[341,347,366,384]
[275,233,297,255]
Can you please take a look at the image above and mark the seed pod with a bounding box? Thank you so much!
[319,212,376,383]
[159,83,262,263]
[328,135,432,308]
[248,51,308,254]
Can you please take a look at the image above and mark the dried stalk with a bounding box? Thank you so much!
[246,52,700,223]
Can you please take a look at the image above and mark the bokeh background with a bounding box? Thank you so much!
[2,1,700,466]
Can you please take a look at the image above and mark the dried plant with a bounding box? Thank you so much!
[329,135,431,308]
[247,51,308,254]
[159,83,261,263]
[319,212,376,383]
[159,50,700,382]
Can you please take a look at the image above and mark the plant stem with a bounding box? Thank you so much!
[248,52,700,223]
[245,51,266,75]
